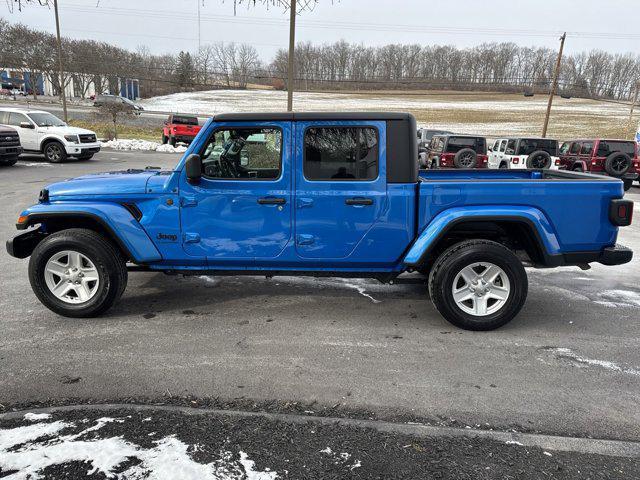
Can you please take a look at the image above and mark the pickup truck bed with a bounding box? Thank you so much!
[6,112,634,330]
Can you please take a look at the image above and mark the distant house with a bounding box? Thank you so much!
[0,67,140,100]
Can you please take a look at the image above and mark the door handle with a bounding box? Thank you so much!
[345,197,373,206]
[258,197,286,205]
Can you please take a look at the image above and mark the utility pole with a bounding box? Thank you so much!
[629,82,639,121]
[542,32,566,138]
[197,0,201,49]
[286,0,296,112]
[53,0,68,123]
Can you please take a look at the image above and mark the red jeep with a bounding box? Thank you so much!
[425,135,488,169]
[558,139,639,191]
[162,114,202,146]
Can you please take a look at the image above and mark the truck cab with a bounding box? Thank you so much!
[7,112,634,331]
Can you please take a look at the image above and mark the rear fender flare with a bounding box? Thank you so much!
[15,202,161,263]
[403,206,561,267]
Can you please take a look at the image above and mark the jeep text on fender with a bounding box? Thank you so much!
[6,112,634,330]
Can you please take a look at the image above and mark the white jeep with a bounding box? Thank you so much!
[488,137,560,170]
[0,108,100,162]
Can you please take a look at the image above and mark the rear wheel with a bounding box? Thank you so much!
[161,134,168,144]
[43,141,67,163]
[28,229,128,318]
[572,165,583,172]
[428,240,528,331]
[169,136,177,147]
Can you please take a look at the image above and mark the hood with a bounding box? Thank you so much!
[46,169,163,197]
[39,125,95,135]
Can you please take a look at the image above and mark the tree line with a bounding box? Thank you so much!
[1,19,638,101]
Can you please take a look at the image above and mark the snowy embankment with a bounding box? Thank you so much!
[100,139,187,153]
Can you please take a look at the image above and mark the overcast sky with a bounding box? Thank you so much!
[3,0,640,59]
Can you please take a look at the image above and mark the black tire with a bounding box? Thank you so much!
[604,152,632,177]
[43,141,67,163]
[161,134,168,145]
[526,150,551,169]
[572,164,583,172]
[169,136,177,147]
[0,156,18,166]
[428,240,528,331]
[499,162,508,169]
[453,148,477,168]
[28,228,128,318]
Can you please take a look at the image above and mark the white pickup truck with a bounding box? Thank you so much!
[0,108,100,162]
[488,137,560,170]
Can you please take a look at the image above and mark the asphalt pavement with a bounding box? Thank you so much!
[1,151,640,462]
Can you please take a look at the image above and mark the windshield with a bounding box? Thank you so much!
[27,112,66,127]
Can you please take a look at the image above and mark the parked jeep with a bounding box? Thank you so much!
[6,112,634,331]
[558,139,639,191]
[0,108,100,162]
[0,125,22,166]
[425,135,488,169]
[162,114,202,146]
[417,128,454,149]
[488,137,560,170]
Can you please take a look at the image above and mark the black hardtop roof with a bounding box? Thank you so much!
[212,111,415,122]
[433,134,486,139]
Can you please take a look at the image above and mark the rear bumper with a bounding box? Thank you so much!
[545,244,633,267]
[171,135,196,144]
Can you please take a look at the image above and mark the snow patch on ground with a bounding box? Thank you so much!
[23,413,51,422]
[0,418,278,480]
[597,290,640,308]
[545,347,640,377]
[101,139,187,153]
[320,446,361,471]
[340,279,381,303]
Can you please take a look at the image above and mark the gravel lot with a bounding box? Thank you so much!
[1,151,640,456]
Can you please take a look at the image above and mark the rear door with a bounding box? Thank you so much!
[294,121,386,259]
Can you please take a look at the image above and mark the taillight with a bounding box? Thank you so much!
[555,159,561,166]
[609,199,633,227]
[512,157,520,164]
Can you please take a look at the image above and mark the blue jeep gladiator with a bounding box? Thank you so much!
[6,112,635,330]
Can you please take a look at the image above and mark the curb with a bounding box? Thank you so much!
[2,403,639,458]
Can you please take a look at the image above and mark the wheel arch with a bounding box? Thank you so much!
[39,135,66,152]
[12,206,162,263]
[404,207,561,269]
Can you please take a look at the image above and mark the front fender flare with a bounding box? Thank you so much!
[403,206,561,267]
[14,202,162,263]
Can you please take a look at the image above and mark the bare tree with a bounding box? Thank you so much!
[97,102,132,140]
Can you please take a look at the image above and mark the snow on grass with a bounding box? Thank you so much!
[0,418,278,480]
[101,139,187,153]
[23,413,51,422]
[545,347,640,377]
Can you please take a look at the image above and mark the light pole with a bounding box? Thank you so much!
[286,0,296,112]
[542,32,566,138]
[53,0,68,122]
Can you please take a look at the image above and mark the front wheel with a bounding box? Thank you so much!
[428,240,528,331]
[43,141,67,163]
[28,229,128,317]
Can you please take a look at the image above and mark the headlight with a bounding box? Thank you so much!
[64,134,79,144]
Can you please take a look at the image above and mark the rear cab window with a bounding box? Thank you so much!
[304,127,379,181]
[596,141,636,158]
[445,136,486,154]
[171,115,198,126]
[516,138,558,156]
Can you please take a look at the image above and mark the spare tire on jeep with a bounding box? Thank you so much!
[604,152,632,177]
[526,150,552,169]
[453,148,477,168]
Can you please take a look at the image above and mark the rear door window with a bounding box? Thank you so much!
[304,127,379,181]
[579,141,594,156]
[505,139,516,155]
[559,142,571,155]
[597,141,635,157]
[569,142,581,154]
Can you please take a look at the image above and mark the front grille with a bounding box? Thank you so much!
[79,134,97,143]
[0,134,20,147]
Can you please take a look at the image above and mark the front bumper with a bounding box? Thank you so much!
[6,229,47,259]
[0,145,22,157]
[64,143,101,156]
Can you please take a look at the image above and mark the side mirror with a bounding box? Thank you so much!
[185,153,202,184]
[20,121,34,129]
[488,147,493,152]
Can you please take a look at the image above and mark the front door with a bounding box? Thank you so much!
[294,121,387,259]
[179,122,292,262]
